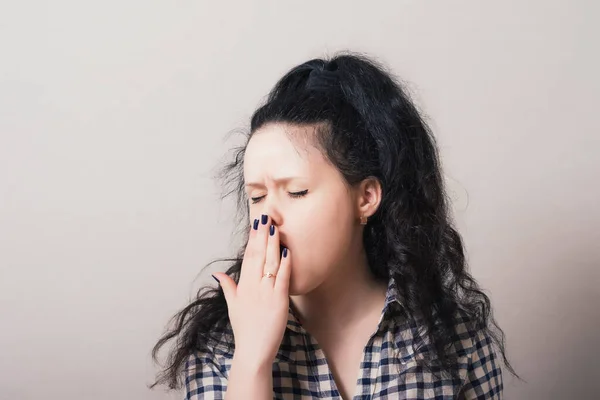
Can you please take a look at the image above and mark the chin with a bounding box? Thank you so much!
[287,279,303,296]
[287,274,320,297]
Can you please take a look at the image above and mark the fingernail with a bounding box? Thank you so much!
[212,274,220,284]
[261,214,268,225]
[269,225,275,236]
[253,219,259,230]
[283,248,288,258]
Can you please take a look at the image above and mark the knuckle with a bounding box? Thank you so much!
[244,246,255,259]
[246,242,262,257]
[265,258,279,271]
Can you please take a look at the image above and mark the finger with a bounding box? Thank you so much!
[261,223,280,285]
[238,218,260,283]
[243,214,270,282]
[212,273,237,305]
[274,247,291,294]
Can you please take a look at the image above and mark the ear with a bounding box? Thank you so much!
[355,177,382,222]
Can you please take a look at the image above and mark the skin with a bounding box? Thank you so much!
[214,122,386,399]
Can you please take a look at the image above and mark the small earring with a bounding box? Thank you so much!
[360,215,368,225]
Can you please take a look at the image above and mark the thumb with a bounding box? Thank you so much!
[212,273,237,304]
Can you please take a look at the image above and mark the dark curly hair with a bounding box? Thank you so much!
[150,51,517,390]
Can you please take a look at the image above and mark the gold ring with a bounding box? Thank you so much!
[263,272,276,278]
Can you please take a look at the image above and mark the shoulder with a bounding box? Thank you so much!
[451,308,498,362]
[409,308,501,374]
[396,306,494,360]
[185,324,235,380]
[452,309,504,397]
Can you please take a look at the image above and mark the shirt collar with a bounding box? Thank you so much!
[383,275,402,310]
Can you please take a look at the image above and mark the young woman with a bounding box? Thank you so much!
[152,52,516,399]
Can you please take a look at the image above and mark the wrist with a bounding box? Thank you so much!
[232,351,273,373]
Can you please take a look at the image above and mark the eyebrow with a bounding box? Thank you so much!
[244,176,305,189]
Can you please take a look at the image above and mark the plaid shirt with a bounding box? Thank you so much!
[185,277,503,399]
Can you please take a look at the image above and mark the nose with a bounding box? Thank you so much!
[259,198,283,227]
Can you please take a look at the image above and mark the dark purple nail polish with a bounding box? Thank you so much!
[261,214,268,225]
[212,275,220,284]
[253,219,259,230]
[283,248,288,258]
[270,225,275,236]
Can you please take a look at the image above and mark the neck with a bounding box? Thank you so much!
[289,248,387,335]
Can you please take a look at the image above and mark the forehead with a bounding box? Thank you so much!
[244,123,326,178]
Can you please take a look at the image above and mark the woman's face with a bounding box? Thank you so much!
[243,123,361,295]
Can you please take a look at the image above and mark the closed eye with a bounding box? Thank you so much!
[250,190,308,204]
[289,189,308,198]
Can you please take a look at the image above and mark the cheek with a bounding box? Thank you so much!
[287,191,355,274]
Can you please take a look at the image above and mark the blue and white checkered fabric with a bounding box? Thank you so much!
[184,278,503,399]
